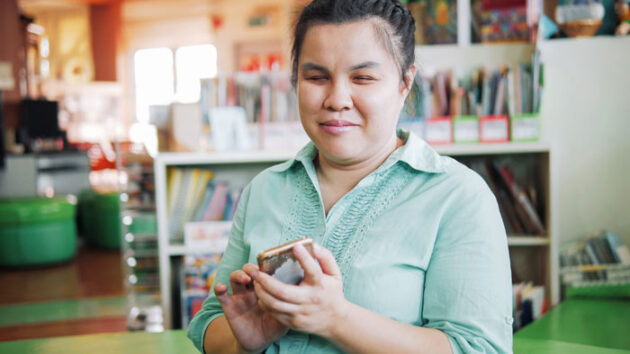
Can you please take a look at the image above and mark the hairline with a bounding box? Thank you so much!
[292,16,410,87]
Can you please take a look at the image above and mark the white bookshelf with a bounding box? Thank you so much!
[154,141,555,329]
[155,151,293,329]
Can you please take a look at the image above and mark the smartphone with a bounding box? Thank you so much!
[257,237,315,285]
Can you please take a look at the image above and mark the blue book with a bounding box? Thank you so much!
[193,182,216,222]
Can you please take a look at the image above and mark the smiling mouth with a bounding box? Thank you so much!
[319,120,359,127]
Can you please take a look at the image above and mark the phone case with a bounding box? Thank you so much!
[257,237,315,285]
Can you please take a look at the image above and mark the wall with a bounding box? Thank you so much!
[539,36,630,246]
[90,1,121,81]
[122,0,294,72]
[0,0,23,130]
[24,5,95,83]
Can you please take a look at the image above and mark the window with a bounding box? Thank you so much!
[134,47,174,124]
[133,44,217,123]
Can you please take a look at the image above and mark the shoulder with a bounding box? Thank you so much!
[409,154,496,214]
[242,159,301,202]
[440,156,490,197]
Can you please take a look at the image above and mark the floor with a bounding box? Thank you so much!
[0,241,128,342]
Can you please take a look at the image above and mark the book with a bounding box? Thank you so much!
[584,239,601,265]
[193,182,216,222]
[167,168,183,215]
[422,0,458,45]
[169,169,193,242]
[178,169,203,235]
[471,161,523,234]
[493,163,546,235]
[603,231,630,265]
[590,234,616,264]
[512,282,545,330]
[188,170,214,219]
[202,182,230,221]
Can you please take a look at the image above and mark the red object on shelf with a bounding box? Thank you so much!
[479,115,510,143]
[425,116,453,145]
[482,0,525,11]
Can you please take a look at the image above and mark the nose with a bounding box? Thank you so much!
[323,80,352,112]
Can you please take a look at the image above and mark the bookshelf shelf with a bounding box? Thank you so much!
[507,236,550,247]
[434,142,549,156]
[156,151,295,166]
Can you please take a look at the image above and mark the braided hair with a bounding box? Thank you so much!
[291,0,416,87]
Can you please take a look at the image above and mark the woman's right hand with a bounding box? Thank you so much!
[215,264,289,353]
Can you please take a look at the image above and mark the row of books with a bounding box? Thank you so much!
[414,62,542,121]
[180,254,223,328]
[200,72,298,125]
[167,167,243,242]
[561,231,630,267]
[513,282,546,331]
[468,160,546,236]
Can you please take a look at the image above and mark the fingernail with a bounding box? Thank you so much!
[251,270,259,279]
[294,244,305,253]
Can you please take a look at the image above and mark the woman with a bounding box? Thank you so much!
[188,0,513,353]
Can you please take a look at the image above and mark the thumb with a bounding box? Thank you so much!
[214,282,232,307]
[314,244,341,277]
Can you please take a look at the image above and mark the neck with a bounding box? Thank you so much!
[316,134,403,191]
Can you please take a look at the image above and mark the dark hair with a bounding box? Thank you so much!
[291,0,416,87]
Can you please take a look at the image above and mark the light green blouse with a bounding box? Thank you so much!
[187,130,513,354]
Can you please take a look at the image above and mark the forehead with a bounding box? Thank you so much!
[298,21,397,69]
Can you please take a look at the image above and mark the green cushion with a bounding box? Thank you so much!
[0,197,75,225]
[0,220,76,267]
[78,192,121,249]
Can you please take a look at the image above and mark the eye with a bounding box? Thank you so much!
[353,75,375,83]
[306,75,328,82]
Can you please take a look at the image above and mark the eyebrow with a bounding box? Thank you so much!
[300,61,380,74]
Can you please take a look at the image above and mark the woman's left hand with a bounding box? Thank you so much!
[245,243,348,339]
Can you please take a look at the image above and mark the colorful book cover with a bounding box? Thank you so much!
[481,6,529,43]
[423,0,458,44]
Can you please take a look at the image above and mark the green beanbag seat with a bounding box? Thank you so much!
[0,197,77,267]
[80,192,122,249]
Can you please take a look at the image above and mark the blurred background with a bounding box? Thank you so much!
[0,0,629,352]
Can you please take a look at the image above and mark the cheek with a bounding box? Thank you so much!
[355,86,403,125]
[298,84,324,115]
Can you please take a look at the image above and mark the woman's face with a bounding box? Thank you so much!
[297,21,413,165]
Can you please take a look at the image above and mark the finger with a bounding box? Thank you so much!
[229,270,252,294]
[214,282,232,306]
[254,271,308,304]
[293,244,322,283]
[314,243,341,277]
[242,263,260,278]
[254,281,300,314]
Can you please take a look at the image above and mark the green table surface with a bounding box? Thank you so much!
[0,330,198,354]
[2,331,629,354]
[514,338,630,354]
[2,299,629,354]
[515,298,630,351]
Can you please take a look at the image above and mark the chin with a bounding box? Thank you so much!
[318,141,363,162]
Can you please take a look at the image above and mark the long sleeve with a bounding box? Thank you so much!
[421,172,513,354]
[187,184,252,353]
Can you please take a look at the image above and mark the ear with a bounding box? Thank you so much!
[400,63,417,97]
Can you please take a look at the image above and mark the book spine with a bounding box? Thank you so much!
[496,164,546,235]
